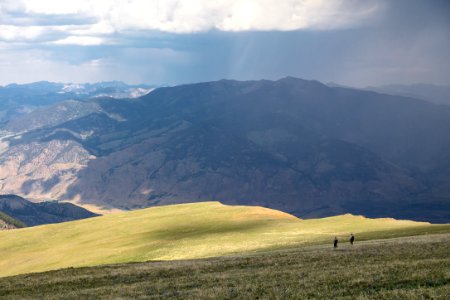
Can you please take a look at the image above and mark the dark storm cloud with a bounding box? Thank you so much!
[0,0,449,86]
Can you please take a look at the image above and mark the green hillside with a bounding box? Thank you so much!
[0,202,449,278]
[1,234,449,299]
[0,211,26,229]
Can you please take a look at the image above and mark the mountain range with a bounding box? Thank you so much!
[0,78,449,222]
[0,194,98,226]
[0,81,154,124]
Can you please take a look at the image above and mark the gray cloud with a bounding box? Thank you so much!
[0,0,382,45]
[0,0,448,87]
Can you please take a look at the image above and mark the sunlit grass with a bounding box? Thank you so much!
[0,201,448,278]
[1,233,449,299]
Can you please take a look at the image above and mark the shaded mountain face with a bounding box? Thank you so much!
[0,195,98,226]
[0,78,449,222]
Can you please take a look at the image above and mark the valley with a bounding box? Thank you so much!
[1,2,449,298]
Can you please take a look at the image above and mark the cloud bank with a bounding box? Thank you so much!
[0,0,448,87]
[0,0,382,45]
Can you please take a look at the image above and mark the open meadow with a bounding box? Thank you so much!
[1,202,449,278]
[0,233,449,299]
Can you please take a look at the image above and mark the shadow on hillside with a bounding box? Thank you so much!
[139,220,269,242]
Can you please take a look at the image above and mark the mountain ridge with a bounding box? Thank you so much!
[365,83,450,106]
[0,77,449,222]
[0,194,98,226]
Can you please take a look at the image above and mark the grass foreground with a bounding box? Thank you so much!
[0,201,449,279]
[0,233,449,299]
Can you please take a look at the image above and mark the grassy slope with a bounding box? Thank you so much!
[0,233,449,299]
[0,212,26,229]
[0,201,449,278]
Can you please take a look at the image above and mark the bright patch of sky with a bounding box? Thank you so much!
[0,0,449,86]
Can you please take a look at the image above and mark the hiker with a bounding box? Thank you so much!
[350,233,355,245]
[333,236,338,248]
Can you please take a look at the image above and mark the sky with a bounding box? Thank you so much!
[0,0,449,87]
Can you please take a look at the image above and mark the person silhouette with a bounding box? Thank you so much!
[333,236,338,248]
[350,233,355,245]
